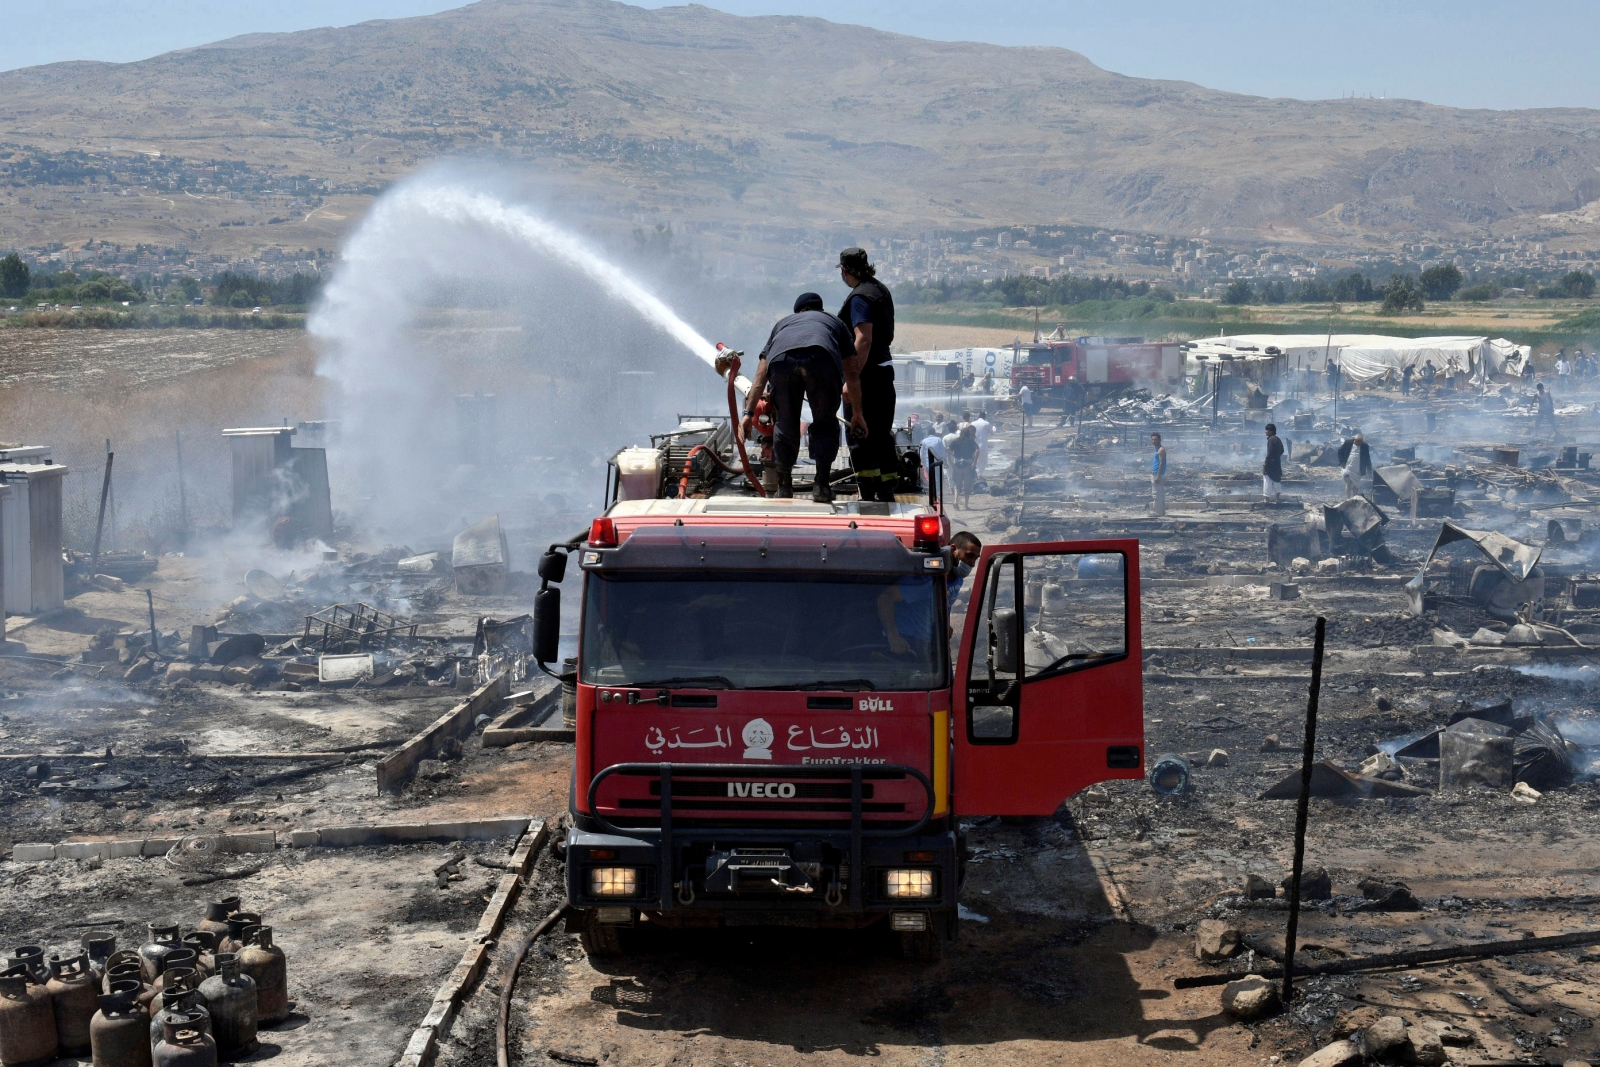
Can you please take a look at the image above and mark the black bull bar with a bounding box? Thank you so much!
[587,762,936,912]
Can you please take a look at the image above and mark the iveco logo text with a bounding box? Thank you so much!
[727,782,797,798]
[859,697,895,712]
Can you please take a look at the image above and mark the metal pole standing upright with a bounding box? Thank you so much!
[1016,410,1028,527]
[146,589,159,654]
[1282,615,1328,1004]
[91,451,115,571]
[105,438,117,550]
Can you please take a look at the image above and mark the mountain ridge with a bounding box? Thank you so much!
[2,0,1599,254]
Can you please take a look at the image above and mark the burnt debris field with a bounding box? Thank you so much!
[5,366,1600,1067]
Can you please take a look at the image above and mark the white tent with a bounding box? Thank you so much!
[1190,333,1532,384]
[1335,336,1532,385]
[1185,334,1403,377]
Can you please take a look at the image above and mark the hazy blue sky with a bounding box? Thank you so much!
[0,0,1593,111]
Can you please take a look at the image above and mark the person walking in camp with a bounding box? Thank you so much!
[1338,432,1370,499]
[1017,383,1035,426]
[1422,359,1437,392]
[948,423,979,509]
[970,409,993,480]
[1534,383,1556,436]
[1150,432,1168,516]
[1262,423,1285,506]
[1402,363,1413,397]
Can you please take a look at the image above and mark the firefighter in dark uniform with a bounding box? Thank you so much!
[837,247,898,502]
[741,292,850,502]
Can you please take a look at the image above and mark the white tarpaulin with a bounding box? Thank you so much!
[1185,334,1402,376]
[1334,336,1511,385]
[1190,333,1531,383]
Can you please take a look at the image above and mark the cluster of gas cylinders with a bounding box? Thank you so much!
[0,895,288,1066]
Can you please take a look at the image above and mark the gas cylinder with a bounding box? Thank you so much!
[149,993,210,1052]
[218,914,259,957]
[149,951,198,1002]
[103,951,142,994]
[153,1019,216,1067]
[0,966,57,1067]
[80,931,117,981]
[139,925,184,985]
[5,949,46,987]
[148,968,200,1021]
[45,953,97,1053]
[236,928,286,1027]
[91,981,152,1067]
[195,898,240,941]
[180,934,216,981]
[105,962,149,1015]
[197,954,256,1058]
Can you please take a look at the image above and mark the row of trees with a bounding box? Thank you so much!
[1,255,145,304]
[3,254,323,310]
[208,271,321,309]
[1221,265,1597,311]
[905,273,1172,307]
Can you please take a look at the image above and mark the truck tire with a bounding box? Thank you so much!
[580,919,633,958]
[896,928,944,962]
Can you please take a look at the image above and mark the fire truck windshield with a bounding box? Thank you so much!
[581,572,946,691]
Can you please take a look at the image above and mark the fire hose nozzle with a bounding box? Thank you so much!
[714,343,743,378]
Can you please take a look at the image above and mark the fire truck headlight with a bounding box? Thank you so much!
[589,867,640,897]
[884,869,936,899]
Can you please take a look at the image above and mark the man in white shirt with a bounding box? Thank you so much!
[920,430,949,489]
[970,411,993,478]
[1017,384,1035,426]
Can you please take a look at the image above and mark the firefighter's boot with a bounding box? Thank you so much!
[811,465,833,504]
[776,468,794,498]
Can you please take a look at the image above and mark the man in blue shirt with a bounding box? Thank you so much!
[947,531,982,609]
[1150,432,1167,516]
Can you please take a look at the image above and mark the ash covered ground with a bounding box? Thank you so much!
[5,371,1600,1067]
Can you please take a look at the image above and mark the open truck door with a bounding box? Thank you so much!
[952,539,1144,816]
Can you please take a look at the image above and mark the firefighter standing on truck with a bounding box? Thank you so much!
[741,292,856,502]
[838,247,899,502]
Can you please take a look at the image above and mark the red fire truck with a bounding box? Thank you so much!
[532,370,1145,960]
[1010,336,1186,410]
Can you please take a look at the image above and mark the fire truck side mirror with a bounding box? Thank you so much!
[990,607,1020,676]
[537,549,567,584]
[533,587,560,665]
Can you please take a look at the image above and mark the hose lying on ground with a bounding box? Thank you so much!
[497,903,571,1067]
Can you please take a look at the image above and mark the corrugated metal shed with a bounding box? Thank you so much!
[0,459,67,615]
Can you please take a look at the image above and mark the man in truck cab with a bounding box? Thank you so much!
[741,292,858,501]
[877,530,982,651]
